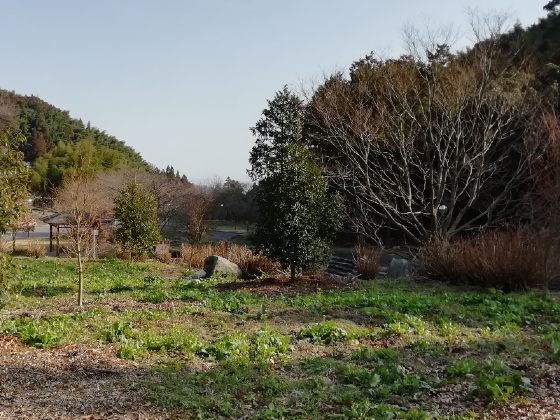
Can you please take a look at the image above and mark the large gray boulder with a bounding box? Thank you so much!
[388,258,413,278]
[203,255,242,278]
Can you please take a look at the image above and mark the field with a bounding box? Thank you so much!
[0,257,559,419]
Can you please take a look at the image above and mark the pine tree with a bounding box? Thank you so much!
[114,182,161,259]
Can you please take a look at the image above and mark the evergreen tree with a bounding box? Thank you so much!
[0,130,28,234]
[0,130,28,306]
[114,182,160,259]
[249,88,343,281]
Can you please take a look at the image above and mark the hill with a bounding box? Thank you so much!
[0,89,150,194]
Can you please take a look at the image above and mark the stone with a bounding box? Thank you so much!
[387,258,413,278]
[203,255,242,278]
[189,269,207,280]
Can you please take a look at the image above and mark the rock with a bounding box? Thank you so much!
[187,269,206,280]
[203,255,242,278]
[388,258,413,278]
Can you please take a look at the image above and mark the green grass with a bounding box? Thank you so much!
[0,256,559,418]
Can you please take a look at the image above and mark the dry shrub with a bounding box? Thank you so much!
[353,244,383,279]
[157,251,172,264]
[181,243,213,269]
[417,230,556,291]
[26,241,46,258]
[181,242,279,278]
[237,254,280,278]
[97,242,117,259]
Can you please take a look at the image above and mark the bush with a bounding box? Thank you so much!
[156,251,172,264]
[237,254,280,278]
[417,231,554,291]
[26,241,46,258]
[354,244,383,279]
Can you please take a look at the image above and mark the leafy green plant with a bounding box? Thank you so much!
[19,322,61,348]
[143,328,200,356]
[475,373,523,403]
[117,341,143,360]
[200,329,291,365]
[298,321,349,344]
[102,321,134,343]
[545,331,560,360]
[447,359,479,377]
[1,317,63,348]
[352,347,399,362]
[250,328,290,363]
[140,288,168,304]
[201,333,251,363]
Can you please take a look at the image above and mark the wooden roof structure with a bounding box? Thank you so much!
[42,212,109,256]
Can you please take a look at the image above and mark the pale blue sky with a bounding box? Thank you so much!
[0,1,547,182]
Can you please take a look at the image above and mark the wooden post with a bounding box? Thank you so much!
[56,225,60,257]
[49,224,53,252]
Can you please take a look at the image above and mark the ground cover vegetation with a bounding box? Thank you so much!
[0,257,558,418]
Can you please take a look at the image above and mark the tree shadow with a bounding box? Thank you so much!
[20,285,74,298]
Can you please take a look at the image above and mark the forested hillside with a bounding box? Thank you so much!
[0,89,149,194]
[500,4,560,106]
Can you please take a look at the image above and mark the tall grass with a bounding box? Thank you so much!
[26,241,46,258]
[353,244,383,279]
[417,230,556,291]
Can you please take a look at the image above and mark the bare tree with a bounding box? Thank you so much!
[306,18,541,244]
[55,168,107,306]
[185,186,214,244]
[9,207,36,252]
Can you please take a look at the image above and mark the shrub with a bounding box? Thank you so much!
[114,182,161,259]
[354,244,383,279]
[417,231,553,291]
[26,241,45,258]
[156,251,172,264]
[237,254,280,278]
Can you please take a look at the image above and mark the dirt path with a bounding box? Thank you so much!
[0,335,176,419]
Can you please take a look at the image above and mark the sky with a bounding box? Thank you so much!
[0,1,548,183]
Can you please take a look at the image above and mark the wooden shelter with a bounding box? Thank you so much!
[42,212,110,256]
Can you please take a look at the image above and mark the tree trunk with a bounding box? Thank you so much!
[77,240,84,307]
[290,265,296,282]
[11,232,15,253]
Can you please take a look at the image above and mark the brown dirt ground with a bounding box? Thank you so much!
[0,334,185,419]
